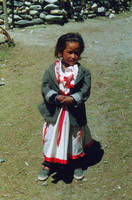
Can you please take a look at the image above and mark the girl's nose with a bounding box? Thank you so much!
[71,53,76,59]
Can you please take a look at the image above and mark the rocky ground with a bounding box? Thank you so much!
[0,11,131,200]
[7,11,132,65]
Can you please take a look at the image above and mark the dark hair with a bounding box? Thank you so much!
[54,32,85,58]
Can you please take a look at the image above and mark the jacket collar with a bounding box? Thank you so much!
[75,63,84,84]
[49,62,84,86]
[49,63,59,87]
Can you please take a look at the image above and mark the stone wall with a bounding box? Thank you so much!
[0,0,131,27]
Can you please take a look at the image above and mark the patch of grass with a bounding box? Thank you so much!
[0,42,131,200]
[0,44,11,61]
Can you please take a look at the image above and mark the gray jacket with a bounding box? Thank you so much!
[38,62,91,126]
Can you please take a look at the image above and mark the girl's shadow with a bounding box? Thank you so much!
[50,140,104,184]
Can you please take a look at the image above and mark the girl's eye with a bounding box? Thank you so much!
[67,51,73,54]
[67,51,80,55]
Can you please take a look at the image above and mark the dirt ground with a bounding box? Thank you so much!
[0,12,132,200]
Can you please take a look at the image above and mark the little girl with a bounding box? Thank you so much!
[38,32,93,181]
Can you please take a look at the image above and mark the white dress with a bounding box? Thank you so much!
[42,61,93,164]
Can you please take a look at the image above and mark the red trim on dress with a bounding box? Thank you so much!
[84,140,94,148]
[68,152,85,160]
[57,107,66,146]
[44,155,67,164]
[42,123,48,144]
[44,140,94,164]
[44,152,85,164]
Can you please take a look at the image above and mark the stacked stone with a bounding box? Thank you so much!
[43,0,67,24]
[0,0,131,27]
[73,0,132,20]
[0,0,67,27]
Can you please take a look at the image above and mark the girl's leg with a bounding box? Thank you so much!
[73,158,84,180]
[68,125,92,180]
[42,161,52,169]
[38,161,51,181]
[38,123,53,181]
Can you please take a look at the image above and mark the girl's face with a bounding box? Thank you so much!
[61,42,81,67]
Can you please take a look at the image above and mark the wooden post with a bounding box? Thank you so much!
[81,0,86,7]
[3,0,9,29]
[10,0,14,28]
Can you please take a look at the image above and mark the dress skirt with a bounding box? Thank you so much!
[42,107,93,164]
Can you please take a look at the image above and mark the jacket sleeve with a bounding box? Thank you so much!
[41,70,58,103]
[70,68,91,106]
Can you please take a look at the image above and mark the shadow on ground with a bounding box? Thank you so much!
[49,140,104,184]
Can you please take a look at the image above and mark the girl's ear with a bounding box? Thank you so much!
[58,52,62,58]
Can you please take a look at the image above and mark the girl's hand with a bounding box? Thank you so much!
[59,96,74,105]
[56,95,65,103]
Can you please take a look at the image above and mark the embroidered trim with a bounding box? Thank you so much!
[44,152,85,164]
[55,61,78,95]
